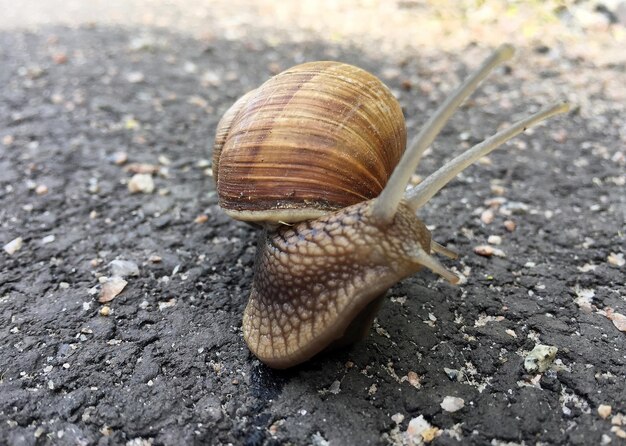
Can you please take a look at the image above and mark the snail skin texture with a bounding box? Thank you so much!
[213,44,569,369]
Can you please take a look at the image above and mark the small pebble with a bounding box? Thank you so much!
[3,237,23,255]
[128,173,155,194]
[607,252,625,267]
[41,235,55,244]
[490,184,506,195]
[487,235,502,245]
[126,71,145,83]
[328,380,341,394]
[608,311,626,332]
[480,209,495,225]
[474,245,506,257]
[98,277,127,303]
[406,415,439,443]
[125,163,160,174]
[52,52,68,64]
[195,214,209,224]
[148,255,162,263]
[598,404,612,419]
[524,344,558,373]
[505,329,517,338]
[407,371,421,388]
[612,427,626,439]
[158,155,171,166]
[109,259,139,277]
[368,383,377,395]
[474,245,493,257]
[35,184,49,195]
[100,306,111,316]
[111,151,128,165]
[158,299,176,310]
[391,413,404,424]
[440,396,465,413]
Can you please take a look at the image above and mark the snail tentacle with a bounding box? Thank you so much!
[412,248,460,284]
[431,240,459,259]
[371,44,515,225]
[405,102,570,210]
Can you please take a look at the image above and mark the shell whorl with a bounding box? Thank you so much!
[213,61,406,224]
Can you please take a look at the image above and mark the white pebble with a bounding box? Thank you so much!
[126,71,145,83]
[440,396,465,412]
[607,252,625,267]
[391,413,405,424]
[598,404,612,419]
[3,237,23,255]
[41,235,55,244]
[487,235,502,245]
[328,380,341,394]
[158,299,176,310]
[128,173,154,194]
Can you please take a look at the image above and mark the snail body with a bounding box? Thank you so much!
[213,47,569,368]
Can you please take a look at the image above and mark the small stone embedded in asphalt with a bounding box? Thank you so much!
[158,299,176,310]
[98,277,128,303]
[99,306,111,316]
[328,380,341,394]
[440,396,465,413]
[406,415,440,443]
[3,236,23,255]
[606,311,626,332]
[524,344,558,373]
[598,404,612,419]
[444,368,462,381]
[194,214,209,224]
[126,71,145,83]
[607,252,625,267]
[108,259,140,277]
[110,151,128,165]
[480,209,495,224]
[41,234,55,244]
[474,244,506,257]
[487,235,502,245]
[503,219,516,232]
[128,173,155,194]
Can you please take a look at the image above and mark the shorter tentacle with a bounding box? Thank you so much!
[431,241,459,259]
[412,248,460,284]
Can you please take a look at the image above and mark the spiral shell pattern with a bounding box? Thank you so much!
[214,61,406,224]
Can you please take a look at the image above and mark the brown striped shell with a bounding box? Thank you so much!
[213,61,406,224]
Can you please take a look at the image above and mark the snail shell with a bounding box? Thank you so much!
[213,61,406,224]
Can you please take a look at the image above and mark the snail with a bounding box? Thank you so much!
[212,44,568,369]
